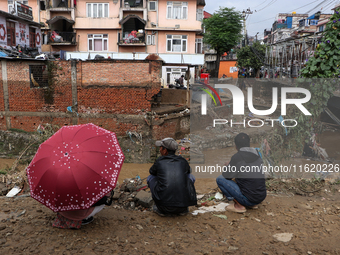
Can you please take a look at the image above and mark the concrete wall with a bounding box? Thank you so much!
[161,89,190,105]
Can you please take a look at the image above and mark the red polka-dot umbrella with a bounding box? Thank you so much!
[26,123,125,212]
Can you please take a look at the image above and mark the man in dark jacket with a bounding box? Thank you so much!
[147,138,197,216]
[216,133,266,213]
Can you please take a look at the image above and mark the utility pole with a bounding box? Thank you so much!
[242,8,253,47]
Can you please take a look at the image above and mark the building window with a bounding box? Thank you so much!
[30,65,48,88]
[149,1,157,11]
[319,26,324,32]
[40,0,46,10]
[196,8,203,21]
[29,27,36,47]
[166,35,187,52]
[6,21,16,46]
[167,2,188,20]
[87,3,109,18]
[88,34,108,51]
[195,38,202,53]
[147,34,155,45]
[8,0,14,13]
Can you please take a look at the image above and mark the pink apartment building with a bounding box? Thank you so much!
[70,0,205,85]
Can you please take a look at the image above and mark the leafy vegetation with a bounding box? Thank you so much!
[236,41,266,77]
[267,9,340,163]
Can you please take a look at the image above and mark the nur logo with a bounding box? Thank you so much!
[199,84,223,114]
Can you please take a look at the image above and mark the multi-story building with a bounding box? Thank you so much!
[71,0,205,86]
[270,13,308,43]
[0,1,42,52]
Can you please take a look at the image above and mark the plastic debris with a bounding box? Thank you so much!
[213,214,228,220]
[6,186,21,197]
[215,192,223,200]
[192,202,229,215]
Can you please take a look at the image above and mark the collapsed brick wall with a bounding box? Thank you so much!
[0,58,191,162]
[0,59,162,135]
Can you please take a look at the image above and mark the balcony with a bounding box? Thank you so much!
[118,32,145,46]
[47,31,76,45]
[121,0,144,9]
[118,15,146,46]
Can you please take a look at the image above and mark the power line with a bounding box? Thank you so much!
[255,0,278,12]
[318,0,337,12]
[306,0,332,13]
[253,0,269,9]
[251,0,322,24]
[289,0,323,12]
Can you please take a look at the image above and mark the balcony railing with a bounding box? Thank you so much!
[47,0,70,9]
[121,0,143,8]
[47,32,76,44]
[118,32,145,46]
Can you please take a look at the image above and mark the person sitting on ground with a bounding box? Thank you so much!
[147,138,197,216]
[52,191,114,229]
[216,133,266,213]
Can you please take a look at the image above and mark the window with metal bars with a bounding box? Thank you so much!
[30,65,49,88]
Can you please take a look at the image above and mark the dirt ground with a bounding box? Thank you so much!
[1,160,340,255]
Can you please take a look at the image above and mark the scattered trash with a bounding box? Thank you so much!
[126,131,142,143]
[273,233,293,242]
[213,214,228,220]
[196,194,204,199]
[215,192,223,200]
[192,202,229,215]
[17,209,26,217]
[228,246,239,251]
[6,186,21,198]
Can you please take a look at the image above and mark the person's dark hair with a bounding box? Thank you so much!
[234,133,250,149]
[161,146,176,155]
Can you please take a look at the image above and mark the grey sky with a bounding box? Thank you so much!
[204,0,340,38]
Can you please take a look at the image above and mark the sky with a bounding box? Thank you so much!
[204,0,340,38]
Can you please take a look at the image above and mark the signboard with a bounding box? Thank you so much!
[15,1,33,21]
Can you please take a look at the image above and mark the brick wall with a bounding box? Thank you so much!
[0,58,163,136]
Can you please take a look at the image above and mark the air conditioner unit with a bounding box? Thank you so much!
[175,24,180,29]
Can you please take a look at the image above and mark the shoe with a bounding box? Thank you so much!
[178,208,189,216]
[225,203,246,213]
[153,205,165,217]
[81,216,94,225]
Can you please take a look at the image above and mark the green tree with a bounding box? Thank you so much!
[236,42,266,77]
[297,8,340,135]
[203,7,243,77]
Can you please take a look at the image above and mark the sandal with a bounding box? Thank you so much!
[226,203,246,213]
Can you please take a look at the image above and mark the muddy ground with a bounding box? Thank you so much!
[1,160,340,255]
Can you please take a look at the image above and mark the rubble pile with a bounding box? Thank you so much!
[176,138,191,161]
[112,177,154,211]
